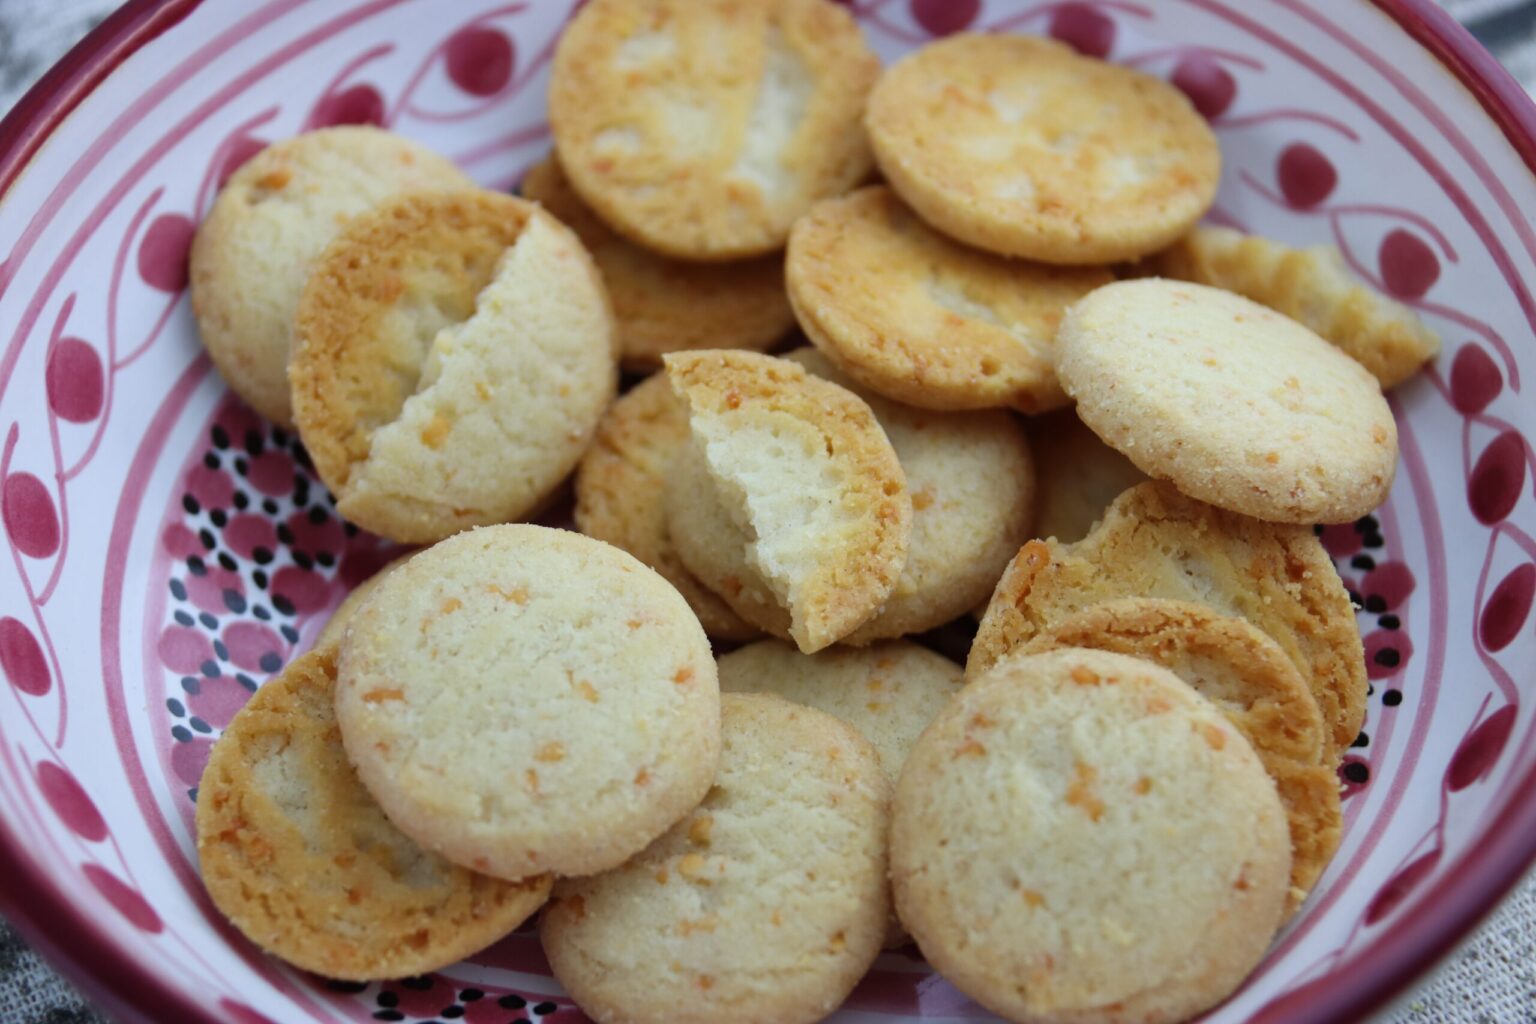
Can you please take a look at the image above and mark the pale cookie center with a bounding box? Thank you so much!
[692,412,848,623]
[728,27,813,205]
[926,277,1043,352]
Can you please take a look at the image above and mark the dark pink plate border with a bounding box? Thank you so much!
[0,2,1533,1024]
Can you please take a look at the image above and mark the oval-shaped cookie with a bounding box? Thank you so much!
[195,647,551,980]
[1153,226,1440,389]
[1057,278,1398,524]
[574,373,759,641]
[867,34,1220,264]
[549,0,879,260]
[787,186,1111,412]
[290,190,616,544]
[334,525,720,881]
[1024,598,1342,914]
[971,481,1367,762]
[786,347,1034,641]
[542,693,889,1024]
[522,154,795,370]
[892,648,1290,1024]
[664,350,911,653]
[191,127,472,426]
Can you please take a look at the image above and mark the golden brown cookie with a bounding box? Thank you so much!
[787,347,1034,641]
[663,350,912,653]
[1028,409,1147,544]
[971,481,1366,761]
[195,647,551,979]
[549,0,880,260]
[892,648,1290,1024]
[1058,279,1398,524]
[290,190,616,544]
[786,186,1112,412]
[1024,598,1342,913]
[1153,226,1441,389]
[522,154,795,370]
[866,34,1220,264]
[574,373,758,640]
[190,127,473,426]
[541,693,889,1024]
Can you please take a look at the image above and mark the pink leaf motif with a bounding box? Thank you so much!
[35,762,107,842]
[1481,563,1534,652]
[1172,54,1236,119]
[0,617,49,696]
[82,864,163,933]
[138,213,195,292]
[1450,344,1502,414]
[445,26,516,96]
[1446,705,1517,792]
[1361,562,1415,611]
[1378,228,1440,300]
[3,472,60,558]
[45,338,104,423]
[1364,847,1441,926]
[309,84,385,129]
[1468,432,1526,525]
[1049,3,1116,57]
[911,0,979,36]
[1276,142,1336,208]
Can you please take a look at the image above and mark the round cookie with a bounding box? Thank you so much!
[195,647,551,979]
[866,34,1220,264]
[786,347,1035,641]
[892,648,1290,1024]
[970,481,1367,762]
[190,127,473,426]
[663,350,912,653]
[541,693,889,1024]
[549,0,879,260]
[315,552,415,651]
[716,639,962,781]
[786,186,1111,412]
[1057,278,1397,524]
[291,190,616,544]
[522,154,795,370]
[574,373,759,641]
[334,525,720,881]
[1028,408,1147,544]
[1153,226,1441,390]
[1024,598,1342,913]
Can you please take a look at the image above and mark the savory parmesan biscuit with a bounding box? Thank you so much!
[971,481,1367,761]
[787,347,1034,640]
[1028,409,1147,544]
[1153,226,1441,389]
[716,639,962,781]
[521,154,795,370]
[548,0,880,260]
[195,647,551,979]
[541,693,889,1024]
[190,127,472,426]
[315,553,414,650]
[574,374,759,641]
[663,351,911,653]
[866,34,1220,264]
[892,648,1290,1024]
[290,190,616,544]
[334,525,720,881]
[786,187,1112,412]
[1025,599,1342,913]
[1058,279,1398,524]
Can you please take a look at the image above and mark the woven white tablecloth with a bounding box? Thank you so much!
[0,0,1532,1020]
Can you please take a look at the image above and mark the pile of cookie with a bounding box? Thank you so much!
[190,2,1441,1023]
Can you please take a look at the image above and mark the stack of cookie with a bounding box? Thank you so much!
[187,1,1445,1022]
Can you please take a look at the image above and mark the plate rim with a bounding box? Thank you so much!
[0,2,1532,1023]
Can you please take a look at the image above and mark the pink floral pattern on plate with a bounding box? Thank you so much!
[0,1,1532,1022]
